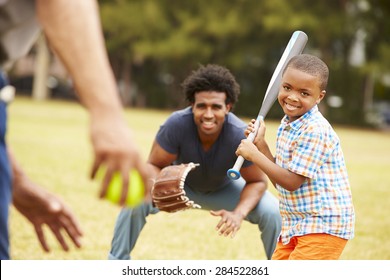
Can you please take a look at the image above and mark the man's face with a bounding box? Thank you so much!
[278,67,325,122]
[191,91,231,139]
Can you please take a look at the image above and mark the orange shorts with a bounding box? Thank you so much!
[272,233,348,260]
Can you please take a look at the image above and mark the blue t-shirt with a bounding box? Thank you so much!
[156,107,252,193]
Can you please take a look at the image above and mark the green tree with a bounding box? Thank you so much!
[99,0,390,127]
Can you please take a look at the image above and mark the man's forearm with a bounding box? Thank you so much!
[234,182,266,218]
[35,0,122,115]
[8,148,26,191]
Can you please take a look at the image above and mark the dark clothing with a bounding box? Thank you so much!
[0,72,12,260]
[156,107,252,193]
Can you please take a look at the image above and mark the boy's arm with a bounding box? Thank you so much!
[239,119,306,191]
[246,147,305,191]
[245,118,274,162]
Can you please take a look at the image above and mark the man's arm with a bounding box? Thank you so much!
[147,140,177,168]
[147,140,177,181]
[234,164,267,215]
[36,0,119,112]
[35,0,149,205]
[211,164,267,238]
[9,149,83,252]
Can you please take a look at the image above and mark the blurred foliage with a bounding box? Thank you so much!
[99,0,390,126]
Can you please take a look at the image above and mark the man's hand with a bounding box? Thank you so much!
[12,180,83,252]
[210,210,244,238]
[89,115,150,206]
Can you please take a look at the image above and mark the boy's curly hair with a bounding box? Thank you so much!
[181,64,240,108]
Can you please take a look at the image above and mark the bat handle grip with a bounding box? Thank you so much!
[227,156,245,180]
[227,116,263,180]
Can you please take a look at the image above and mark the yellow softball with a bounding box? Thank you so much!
[102,170,144,207]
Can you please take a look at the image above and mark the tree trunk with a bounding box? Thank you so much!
[363,72,375,114]
[32,34,50,100]
[120,63,133,106]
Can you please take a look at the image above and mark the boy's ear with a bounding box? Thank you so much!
[317,90,326,104]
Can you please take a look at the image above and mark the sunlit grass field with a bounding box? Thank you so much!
[7,97,390,260]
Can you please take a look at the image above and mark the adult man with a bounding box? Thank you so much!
[109,64,281,260]
[1,0,149,259]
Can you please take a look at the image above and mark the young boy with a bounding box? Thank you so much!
[236,54,355,260]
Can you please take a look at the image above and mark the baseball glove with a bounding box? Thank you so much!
[151,162,201,213]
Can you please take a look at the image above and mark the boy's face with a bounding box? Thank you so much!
[191,91,231,140]
[278,67,325,122]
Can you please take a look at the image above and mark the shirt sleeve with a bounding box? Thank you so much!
[155,114,181,155]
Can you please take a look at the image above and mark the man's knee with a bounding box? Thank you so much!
[127,202,158,218]
[247,196,281,230]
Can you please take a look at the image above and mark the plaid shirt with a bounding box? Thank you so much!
[275,106,355,244]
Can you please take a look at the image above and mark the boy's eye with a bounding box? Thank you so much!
[301,92,309,96]
[283,86,291,91]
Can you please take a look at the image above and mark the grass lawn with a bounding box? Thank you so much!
[7,97,390,260]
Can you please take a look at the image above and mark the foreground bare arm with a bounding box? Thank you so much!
[35,0,149,204]
[9,149,83,252]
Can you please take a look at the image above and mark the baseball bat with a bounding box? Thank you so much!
[227,30,308,180]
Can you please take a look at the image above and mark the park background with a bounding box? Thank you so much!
[6,0,390,259]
